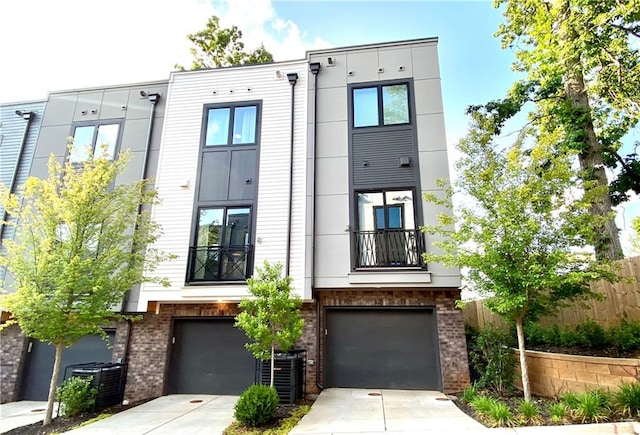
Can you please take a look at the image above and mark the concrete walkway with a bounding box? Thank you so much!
[289,388,486,434]
[0,401,57,433]
[63,395,237,434]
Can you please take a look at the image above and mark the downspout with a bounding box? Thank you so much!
[309,62,322,390]
[0,110,35,241]
[285,73,298,277]
[120,92,160,315]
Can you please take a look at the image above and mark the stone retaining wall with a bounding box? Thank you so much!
[515,350,639,396]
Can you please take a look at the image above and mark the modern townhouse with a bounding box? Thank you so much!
[0,80,169,403]
[0,37,469,404]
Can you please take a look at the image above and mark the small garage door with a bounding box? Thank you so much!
[325,308,440,390]
[20,332,115,401]
[167,319,256,395]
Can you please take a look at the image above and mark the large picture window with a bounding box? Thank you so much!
[205,105,258,146]
[353,84,409,128]
[69,122,120,163]
[189,206,252,282]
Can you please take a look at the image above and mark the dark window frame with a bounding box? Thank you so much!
[200,101,262,148]
[351,82,411,129]
[68,120,123,163]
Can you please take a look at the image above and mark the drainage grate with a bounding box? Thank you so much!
[368,392,381,396]
[31,409,45,412]
[189,399,203,403]
[436,397,450,401]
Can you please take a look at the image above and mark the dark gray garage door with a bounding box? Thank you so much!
[325,308,440,390]
[20,331,115,401]
[167,319,256,395]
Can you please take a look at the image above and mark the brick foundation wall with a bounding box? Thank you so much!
[124,303,242,402]
[515,350,640,397]
[0,324,28,403]
[316,289,471,393]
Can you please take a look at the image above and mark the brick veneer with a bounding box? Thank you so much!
[0,324,29,403]
[314,288,471,393]
[124,303,243,402]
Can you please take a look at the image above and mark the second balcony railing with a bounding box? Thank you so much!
[187,245,253,283]
[353,229,424,268]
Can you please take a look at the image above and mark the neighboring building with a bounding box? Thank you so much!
[0,37,469,404]
[0,81,169,403]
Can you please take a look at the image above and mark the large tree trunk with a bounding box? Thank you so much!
[44,342,64,426]
[515,317,531,402]
[559,1,623,261]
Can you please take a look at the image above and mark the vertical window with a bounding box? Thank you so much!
[352,83,410,128]
[191,207,252,281]
[205,105,257,146]
[70,123,120,163]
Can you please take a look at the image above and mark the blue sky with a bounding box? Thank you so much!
[0,0,637,251]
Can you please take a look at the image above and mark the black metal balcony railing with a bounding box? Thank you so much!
[353,229,424,268]
[187,245,253,283]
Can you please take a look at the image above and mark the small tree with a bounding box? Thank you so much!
[423,109,618,401]
[235,261,304,387]
[176,15,273,70]
[0,147,171,425]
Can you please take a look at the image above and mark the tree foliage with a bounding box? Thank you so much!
[235,261,303,387]
[0,147,171,425]
[176,15,273,70]
[423,110,618,400]
[480,0,640,259]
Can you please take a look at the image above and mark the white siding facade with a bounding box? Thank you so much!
[140,61,309,309]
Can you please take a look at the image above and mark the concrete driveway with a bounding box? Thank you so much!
[64,395,237,435]
[290,388,486,434]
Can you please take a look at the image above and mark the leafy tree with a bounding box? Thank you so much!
[235,261,304,387]
[176,15,273,70]
[422,110,618,401]
[0,147,171,425]
[480,0,640,260]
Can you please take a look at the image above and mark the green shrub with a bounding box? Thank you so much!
[571,390,611,423]
[234,385,279,427]
[614,382,640,418]
[460,384,478,405]
[559,391,579,408]
[575,319,609,348]
[523,323,546,346]
[558,328,580,347]
[56,376,97,417]
[609,320,640,353]
[486,400,514,427]
[469,327,517,396]
[518,400,541,425]
[548,402,568,422]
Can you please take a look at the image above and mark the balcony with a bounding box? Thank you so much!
[187,245,253,283]
[353,229,424,269]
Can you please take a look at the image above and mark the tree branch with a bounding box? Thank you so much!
[609,23,640,39]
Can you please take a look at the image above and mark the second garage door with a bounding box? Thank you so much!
[167,319,256,395]
[325,308,441,390]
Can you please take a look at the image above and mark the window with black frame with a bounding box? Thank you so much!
[354,190,423,268]
[352,83,410,128]
[69,122,121,163]
[189,207,252,282]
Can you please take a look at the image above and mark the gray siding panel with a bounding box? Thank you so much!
[228,149,256,201]
[199,151,230,201]
[352,129,417,188]
[0,101,46,243]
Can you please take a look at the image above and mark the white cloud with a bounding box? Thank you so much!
[0,0,329,104]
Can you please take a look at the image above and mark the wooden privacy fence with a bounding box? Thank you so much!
[463,256,640,331]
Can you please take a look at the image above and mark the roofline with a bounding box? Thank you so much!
[45,78,170,98]
[306,37,439,57]
[170,58,308,78]
[0,98,47,107]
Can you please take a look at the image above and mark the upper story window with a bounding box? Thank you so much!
[70,122,120,163]
[353,84,410,128]
[205,104,258,146]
